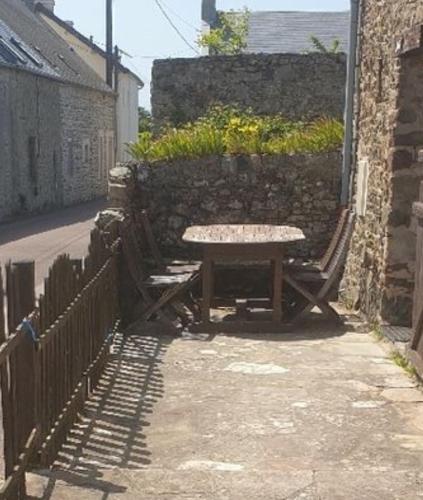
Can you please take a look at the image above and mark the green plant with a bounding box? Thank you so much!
[371,325,384,341]
[390,351,417,378]
[309,36,342,54]
[264,118,344,155]
[127,105,344,163]
[197,8,250,55]
[138,106,152,133]
[127,131,153,162]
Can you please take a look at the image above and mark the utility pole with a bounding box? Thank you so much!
[106,0,113,87]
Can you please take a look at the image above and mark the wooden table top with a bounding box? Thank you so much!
[182,224,305,245]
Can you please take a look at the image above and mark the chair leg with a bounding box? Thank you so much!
[284,274,341,324]
[141,274,200,322]
[293,301,341,325]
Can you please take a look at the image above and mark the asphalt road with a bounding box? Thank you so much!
[0,199,107,294]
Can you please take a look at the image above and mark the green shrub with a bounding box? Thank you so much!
[265,119,344,155]
[127,106,344,163]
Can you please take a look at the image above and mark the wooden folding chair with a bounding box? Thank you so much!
[137,210,201,274]
[285,208,350,273]
[119,217,200,324]
[284,210,355,324]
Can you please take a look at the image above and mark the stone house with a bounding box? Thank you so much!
[0,0,115,221]
[36,1,143,163]
[343,1,423,327]
[201,0,350,55]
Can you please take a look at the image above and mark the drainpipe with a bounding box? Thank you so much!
[341,0,360,206]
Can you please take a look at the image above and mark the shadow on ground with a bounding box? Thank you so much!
[27,312,366,499]
[29,332,173,499]
[0,198,106,246]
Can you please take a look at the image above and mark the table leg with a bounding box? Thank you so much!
[272,253,283,322]
[202,255,213,323]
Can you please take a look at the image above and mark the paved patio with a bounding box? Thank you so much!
[28,315,423,499]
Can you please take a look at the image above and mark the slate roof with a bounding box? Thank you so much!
[0,0,112,92]
[35,3,144,87]
[239,11,351,54]
[0,18,60,79]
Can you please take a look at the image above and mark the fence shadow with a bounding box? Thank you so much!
[30,332,172,499]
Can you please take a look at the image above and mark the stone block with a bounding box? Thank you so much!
[108,183,129,207]
[390,149,414,170]
[393,131,423,146]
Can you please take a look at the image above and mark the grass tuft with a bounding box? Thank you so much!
[390,351,417,378]
[372,328,384,342]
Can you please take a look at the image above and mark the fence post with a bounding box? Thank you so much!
[7,260,35,332]
[6,260,36,499]
[0,267,15,481]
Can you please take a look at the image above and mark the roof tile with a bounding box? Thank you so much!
[244,11,350,54]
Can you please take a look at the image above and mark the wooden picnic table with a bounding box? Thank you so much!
[183,224,305,331]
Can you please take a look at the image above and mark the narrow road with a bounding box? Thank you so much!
[0,199,106,293]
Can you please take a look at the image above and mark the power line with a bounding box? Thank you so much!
[158,0,200,32]
[153,0,199,55]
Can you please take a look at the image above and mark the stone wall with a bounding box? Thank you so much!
[151,54,346,128]
[111,152,342,259]
[0,67,115,222]
[342,1,423,326]
[61,84,115,206]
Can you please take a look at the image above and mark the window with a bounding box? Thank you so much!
[98,130,114,181]
[107,133,114,177]
[0,36,26,65]
[10,37,43,67]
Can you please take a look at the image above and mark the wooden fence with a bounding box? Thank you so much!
[0,226,120,499]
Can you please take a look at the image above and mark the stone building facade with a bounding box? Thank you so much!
[60,85,115,206]
[110,152,341,259]
[343,1,423,326]
[0,0,115,222]
[152,54,346,128]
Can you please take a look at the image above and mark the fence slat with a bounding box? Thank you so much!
[5,261,36,499]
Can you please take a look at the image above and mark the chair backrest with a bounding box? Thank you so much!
[119,217,151,302]
[324,210,356,280]
[138,210,166,271]
[320,208,350,270]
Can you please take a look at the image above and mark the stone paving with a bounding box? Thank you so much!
[28,316,423,499]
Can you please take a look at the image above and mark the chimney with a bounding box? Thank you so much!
[36,0,55,12]
[202,0,217,27]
